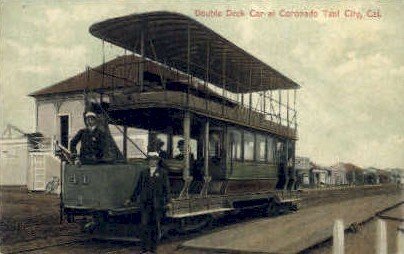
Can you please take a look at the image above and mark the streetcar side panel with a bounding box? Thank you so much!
[62,162,147,211]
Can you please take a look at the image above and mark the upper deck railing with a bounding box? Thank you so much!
[89,57,298,139]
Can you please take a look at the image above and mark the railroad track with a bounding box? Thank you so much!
[2,188,400,253]
[3,236,138,254]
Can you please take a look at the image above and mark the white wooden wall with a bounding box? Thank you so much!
[37,98,85,148]
[0,139,29,186]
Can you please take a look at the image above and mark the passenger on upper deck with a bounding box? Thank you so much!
[70,111,106,165]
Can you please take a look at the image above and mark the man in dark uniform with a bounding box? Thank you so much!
[70,111,106,164]
[132,152,170,253]
[156,139,168,159]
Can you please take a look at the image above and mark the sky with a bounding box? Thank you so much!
[1,0,403,169]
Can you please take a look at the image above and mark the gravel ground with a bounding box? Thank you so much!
[0,186,402,253]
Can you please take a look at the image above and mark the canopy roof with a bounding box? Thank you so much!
[90,11,300,93]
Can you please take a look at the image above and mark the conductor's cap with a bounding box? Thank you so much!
[85,111,97,118]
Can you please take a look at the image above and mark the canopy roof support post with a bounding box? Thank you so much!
[294,90,297,130]
[248,67,253,124]
[183,112,190,176]
[240,72,244,106]
[205,41,210,112]
[100,40,106,102]
[139,28,145,92]
[123,126,127,159]
[287,90,290,127]
[222,51,226,116]
[200,119,211,197]
[278,88,282,125]
[237,83,240,104]
[186,23,191,107]
[179,111,192,199]
[283,139,290,190]
[261,68,265,117]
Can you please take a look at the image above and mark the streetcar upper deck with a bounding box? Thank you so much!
[89,11,300,93]
[88,12,300,139]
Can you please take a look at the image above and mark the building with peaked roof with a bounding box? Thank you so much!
[29,54,224,161]
[29,55,168,151]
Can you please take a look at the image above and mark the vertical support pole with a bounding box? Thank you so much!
[270,91,273,121]
[287,90,290,127]
[34,100,38,132]
[249,67,253,124]
[284,139,289,190]
[222,51,226,116]
[249,92,252,120]
[139,28,145,92]
[180,111,192,198]
[260,68,267,119]
[241,71,244,107]
[278,89,282,125]
[294,89,297,130]
[204,119,209,176]
[237,84,240,104]
[183,112,190,177]
[201,119,211,197]
[377,219,387,254]
[187,23,191,107]
[101,40,105,102]
[205,41,210,111]
[123,126,128,159]
[333,219,345,254]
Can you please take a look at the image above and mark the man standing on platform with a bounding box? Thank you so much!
[70,111,106,164]
[132,152,170,253]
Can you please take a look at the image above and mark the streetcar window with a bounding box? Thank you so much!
[228,128,242,160]
[256,134,266,162]
[243,131,255,161]
[131,138,148,158]
[156,133,168,152]
[267,136,275,163]
[209,131,221,158]
[276,140,286,163]
[109,125,148,159]
[109,124,124,153]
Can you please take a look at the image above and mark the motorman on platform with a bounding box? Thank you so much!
[70,111,106,165]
